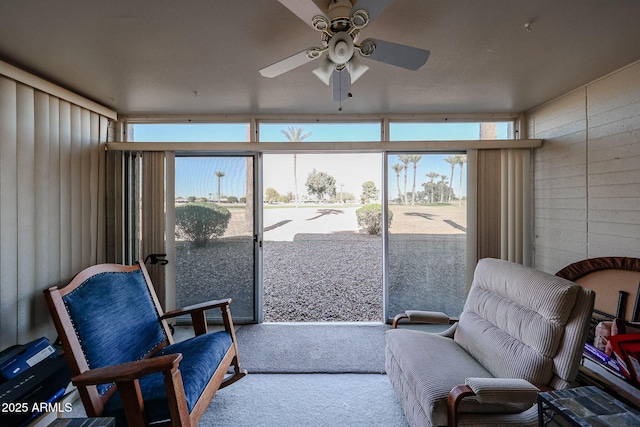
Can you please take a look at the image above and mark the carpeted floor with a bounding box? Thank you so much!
[234,323,390,373]
[201,373,409,427]
[68,323,411,425]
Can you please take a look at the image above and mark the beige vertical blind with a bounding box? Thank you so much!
[501,148,532,264]
[0,74,111,347]
[474,148,532,267]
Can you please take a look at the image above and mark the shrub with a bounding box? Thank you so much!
[356,204,393,235]
[175,203,231,247]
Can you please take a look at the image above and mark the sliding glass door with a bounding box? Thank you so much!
[172,154,258,322]
[385,153,468,320]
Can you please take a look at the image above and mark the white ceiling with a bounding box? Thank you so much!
[1,0,640,116]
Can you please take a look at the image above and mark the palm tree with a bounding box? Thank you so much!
[455,155,467,206]
[444,156,457,203]
[281,126,311,207]
[437,175,447,203]
[215,171,225,202]
[408,155,422,205]
[425,171,440,203]
[391,163,405,204]
[398,155,412,205]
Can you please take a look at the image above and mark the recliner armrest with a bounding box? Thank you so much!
[464,378,539,403]
[392,310,459,328]
[446,378,541,427]
[72,353,183,386]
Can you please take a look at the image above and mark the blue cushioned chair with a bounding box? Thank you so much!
[44,262,246,427]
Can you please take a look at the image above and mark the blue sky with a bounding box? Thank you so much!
[133,122,507,199]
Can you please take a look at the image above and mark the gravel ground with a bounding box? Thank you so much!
[175,204,467,322]
[175,232,465,322]
[263,232,383,322]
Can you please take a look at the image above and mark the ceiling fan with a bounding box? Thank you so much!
[259,0,431,102]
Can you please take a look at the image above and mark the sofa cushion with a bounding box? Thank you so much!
[386,329,529,427]
[103,331,233,426]
[454,258,579,383]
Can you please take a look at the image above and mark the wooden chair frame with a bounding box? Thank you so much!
[44,262,246,427]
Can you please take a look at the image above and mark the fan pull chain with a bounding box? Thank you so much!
[339,69,343,112]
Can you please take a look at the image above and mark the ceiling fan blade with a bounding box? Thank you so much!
[352,0,395,25]
[278,0,328,28]
[363,38,430,71]
[260,49,319,78]
[332,69,350,101]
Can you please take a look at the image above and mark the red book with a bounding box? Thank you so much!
[608,333,640,384]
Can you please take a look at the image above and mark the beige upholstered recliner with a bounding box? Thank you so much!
[386,258,595,427]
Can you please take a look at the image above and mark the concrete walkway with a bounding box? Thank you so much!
[264,206,360,241]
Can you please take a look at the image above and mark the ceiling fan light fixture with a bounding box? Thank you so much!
[351,9,369,29]
[312,57,335,85]
[347,55,369,83]
[328,32,354,64]
[359,39,376,56]
[312,15,330,32]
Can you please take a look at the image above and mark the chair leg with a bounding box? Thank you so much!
[220,356,247,389]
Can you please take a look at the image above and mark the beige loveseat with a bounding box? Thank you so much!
[386,258,595,427]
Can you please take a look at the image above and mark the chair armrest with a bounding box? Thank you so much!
[160,298,232,320]
[392,310,459,328]
[161,298,232,336]
[464,378,540,403]
[72,354,183,386]
[446,379,540,427]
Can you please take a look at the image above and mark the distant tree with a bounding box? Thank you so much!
[227,196,238,203]
[455,155,467,206]
[391,163,405,204]
[407,155,422,205]
[341,192,356,203]
[444,156,461,203]
[265,187,281,203]
[281,126,311,207]
[215,171,226,202]
[187,196,197,203]
[425,172,440,203]
[398,155,412,204]
[360,181,379,204]
[305,169,336,201]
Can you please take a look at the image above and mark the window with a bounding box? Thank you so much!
[259,122,381,142]
[390,121,513,141]
[130,123,250,142]
[386,153,468,318]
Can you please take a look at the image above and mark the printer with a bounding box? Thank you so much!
[0,338,72,427]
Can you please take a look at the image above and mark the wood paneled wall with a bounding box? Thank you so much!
[527,61,640,274]
[0,74,113,347]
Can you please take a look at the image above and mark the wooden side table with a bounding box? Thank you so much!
[537,386,640,426]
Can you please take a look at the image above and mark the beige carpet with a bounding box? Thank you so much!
[234,323,390,373]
